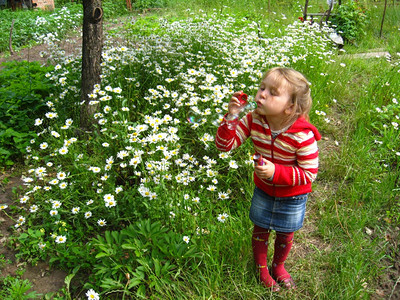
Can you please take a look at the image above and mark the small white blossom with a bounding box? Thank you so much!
[86,289,100,300]
[217,213,229,223]
[55,235,67,244]
[59,147,69,155]
[97,219,107,226]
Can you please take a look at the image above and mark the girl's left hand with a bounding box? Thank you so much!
[254,158,275,180]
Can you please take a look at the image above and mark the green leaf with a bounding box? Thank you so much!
[95,252,109,259]
[64,266,79,298]
[136,284,146,298]
[111,230,121,244]
[154,258,160,277]
[18,233,29,239]
[128,279,142,289]
[121,243,136,250]
[0,148,11,155]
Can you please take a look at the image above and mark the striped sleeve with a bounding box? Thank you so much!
[272,131,319,186]
[215,113,252,152]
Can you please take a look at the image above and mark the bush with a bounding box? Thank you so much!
[88,219,200,298]
[330,0,368,43]
[132,0,167,10]
[0,61,54,166]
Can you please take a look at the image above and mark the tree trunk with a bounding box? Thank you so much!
[380,0,388,38]
[80,0,103,131]
[126,0,132,11]
[303,0,309,21]
[9,19,15,55]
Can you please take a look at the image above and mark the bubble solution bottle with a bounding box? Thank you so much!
[253,153,264,166]
[225,92,257,130]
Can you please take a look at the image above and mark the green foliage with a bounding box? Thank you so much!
[90,219,200,298]
[0,61,54,166]
[101,0,128,18]
[0,254,12,270]
[48,239,96,271]
[54,0,78,6]
[330,0,368,43]
[0,4,83,53]
[386,201,400,225]
[0,277,40,300]
[133,0,167,10]
[11,228,47,265]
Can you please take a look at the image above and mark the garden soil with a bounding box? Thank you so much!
[0,21,399,299]
[0,174,67,297]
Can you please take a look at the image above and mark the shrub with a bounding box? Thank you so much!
[330,0,368,43]
[88,219,200,298]
[0,61,54,166]
[132,0,167,10]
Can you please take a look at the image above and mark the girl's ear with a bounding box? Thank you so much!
[284,104,294,115]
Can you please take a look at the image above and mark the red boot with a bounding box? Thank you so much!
[271,232,296,290]
[252,225,280,292]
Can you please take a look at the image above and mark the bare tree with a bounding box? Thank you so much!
[80,0,103,131]
[380,0,388,38]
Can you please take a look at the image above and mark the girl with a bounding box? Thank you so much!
[215,67,321,292]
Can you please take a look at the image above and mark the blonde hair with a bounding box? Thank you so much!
[262,67,312,126]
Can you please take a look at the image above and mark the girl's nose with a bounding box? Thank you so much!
[260,90,268,98]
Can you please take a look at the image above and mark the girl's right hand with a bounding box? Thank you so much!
[228,91,244,116]
[254,158,275,181]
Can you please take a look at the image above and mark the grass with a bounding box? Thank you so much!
[0,0,399,299]
[351,2,400,53]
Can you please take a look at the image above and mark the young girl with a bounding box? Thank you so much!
[215,67,321,292]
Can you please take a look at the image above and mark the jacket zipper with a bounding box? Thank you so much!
[271,134,276,197]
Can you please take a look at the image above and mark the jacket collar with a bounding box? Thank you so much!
[253,112,322,141]
[286,117,322,141]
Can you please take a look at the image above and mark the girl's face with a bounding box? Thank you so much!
[254,74,293,119]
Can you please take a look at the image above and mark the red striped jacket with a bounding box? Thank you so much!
[215,112,321,197]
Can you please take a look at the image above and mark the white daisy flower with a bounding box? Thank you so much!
[97,219,106,226]
[55,235,67,244]
[86,289,100,300]
[217,213,229,223]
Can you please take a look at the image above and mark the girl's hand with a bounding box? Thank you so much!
[254,158,275,181]
[227,91,245,116]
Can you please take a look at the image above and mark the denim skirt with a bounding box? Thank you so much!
[249,187,308,233]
